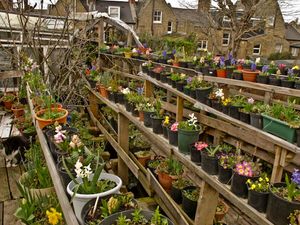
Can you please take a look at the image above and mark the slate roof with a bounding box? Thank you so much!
[172,8,211,28]
[285,23,300,41]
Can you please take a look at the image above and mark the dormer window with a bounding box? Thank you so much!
[153,11,162,24]
[108,6,120,19]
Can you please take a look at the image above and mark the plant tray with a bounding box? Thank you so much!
[262,114,296,143]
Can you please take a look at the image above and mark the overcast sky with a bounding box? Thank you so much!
[28,0,300,22]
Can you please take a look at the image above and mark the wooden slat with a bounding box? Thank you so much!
[0,71,23,80]
[3,200,19,225]
[0,168,10,201]
[7,166,22,199]
[176,96,184,122]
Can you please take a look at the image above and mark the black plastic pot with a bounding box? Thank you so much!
[190,146,201,165]
[170,185,183,204]
[208,68,217,77]
[266,183,300,225]
[160,74,168,83]
[250,112,262,129]
[108,91,115,102]
[269,77,281,86]
[143,111,154,127]
[248,190,269,213]
[211,100,222,111]
[295,81,300,89]
[57,161,75,191]
[167,77,173,85]
[239,111,250,124]
[115,93,125,104]
[297,129,300,147]
[154,72,161,80]
[151,115,163,134]
[231,173,256,198]
[190,89,196,99]
[222,105,229,115]
[179,61,188,68]
[88,79,97,88]
[182,186,198,219]
[131,106,139,117]
[149,70,156,78]
[195,87,212,103]
[256,75,269,84]
[142,66,148,73]
[202,66,209,75]
[281,79,295,88]
[171,80,177,88]
[125,101,133,112]
[229,105,240,120]
[183,87,190,96]
[201,151,218,175]
[226,68,234,78]
[176,82,186,92]
[233,72,243,80]
[187,62,195,69]
[162,125,169,139]
[218,165,232,184]
[168,129,178,146]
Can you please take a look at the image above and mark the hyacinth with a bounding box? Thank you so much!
[230,58,236,66]
[236,161,253,177]
[215,88,224,98]
[162,50,167,58]
[288,68,294,76]
[228,52,233,61]
[54,125,66,143]
[75,160,92,179]
[171,122,179,131]
[69,135,83,149]
[247,97,255,104]
[255,57,261,64]
[186,77,193,84]
[251,63,257,71]
[194,142,208,151]
[137,87,144,95]
[261,65,269,73]
[187,113,198,127]
[292,169,300,186]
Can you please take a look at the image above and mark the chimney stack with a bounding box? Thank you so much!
[198,0,211,12]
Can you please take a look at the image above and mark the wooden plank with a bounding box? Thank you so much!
[0,71,23,80]
[271,146,283,183]
[117,113,129,185]
[144,80,153,98]
[7,166,22,199]
[89,94,100,119]
[176,96,184,122]
[0,201,3,225]
[195,181,219,225]
[3,200,19,225]
[0,168,10,201]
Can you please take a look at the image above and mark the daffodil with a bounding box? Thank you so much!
[46,208,62,225]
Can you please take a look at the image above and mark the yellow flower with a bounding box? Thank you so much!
[293,65,299,70]
[46,208,62,225]
[259,177,263,182]
[266,177,269,182]
[250,184,256,190]
[163,116,169,125]
[246,179,251,184]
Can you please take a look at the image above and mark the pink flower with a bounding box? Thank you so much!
[247,98,254,104]
[170,122,178,131]
[194,142,208,151]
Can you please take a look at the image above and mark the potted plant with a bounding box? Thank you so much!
[129,126,151,153]
[246,173,270,213]
[171,177,193,204]
[215,199,229,222]
[288,209,300,225]
[168,122,178,146]
[231,159,261,198]
[1,93,15,109]
[150,99,164,134]
[269,70,282,86]
[142,100,155,127]
[266,171,300,225]
[162,116,170,139]
[64,152,122,222]
[182,186,200,219]
[156,157,183,192]
[268,61,278,74]
[218,153,235,184]
[210,88,224,111]
[194,77,213,103]
[242,63,260,82]
[175,73,187,92]
[123,47,132,58]
[141,61,153,74]
[190,141,208,165]
[97,72,112,98]
[169,73,181,88]
[229,95,245,120]
[249,101,266,129]
[178,113,201,154]
[11,101,25,118]
[81,193,137,224]
[281,69,296,88]
[256,65,269,84]
[147,156,164,176]
[201,145,221,175]
[216,56,226,78]
[233,70,243,80]
[239,97,254,124]
[134,150,152,167]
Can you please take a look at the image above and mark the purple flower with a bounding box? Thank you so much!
[292,169,300,186]
[91,65,96,71]
[231,58,236,66]
[162,50,167,58]
[288,68,294,76]
[187,77,193,84]
[172,49,176,55]
[143,43,148,48]
[262,65,269,73]
[251,63,257,71]
[228,52,233,61]
[137,87,144,95]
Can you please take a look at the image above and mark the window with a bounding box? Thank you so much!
[198,40,208,50]
[108,6,120,19]
[222,32,230,46]
[253,44,261,55]
[153,11,162,23]
[223,16,231,22]
[266,16,275,27]
[275,44,282,53]
[291,48,299,57]
[167,21,172,34]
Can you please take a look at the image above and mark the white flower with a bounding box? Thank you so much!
[193,56,197,62]
[75,159,82,170]
[132,48,137,53]
[248,98,254,104]
[121,88,130,95]
[215,88,224,98]
[83,164,92,178]
[28,57,33,63]
[197,76,203,82]
[200,57,205,64]
[75,160,84,178]
[255,58,260,64]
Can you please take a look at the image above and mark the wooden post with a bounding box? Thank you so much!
[194,181,219,225]
[145,80,153,98]
[271,146,283,183]
[118,113,129,185]
[264,92,273,105]
[98,19,104,47]
[127,32,132,47]
[88,94,100,119]
[166,90,172,103]
[176,96,184,122]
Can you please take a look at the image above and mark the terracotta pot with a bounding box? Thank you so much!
[236,65,243,70]
[34,103,63,112]
[242,69,259,82]
[215,199,229,222]
[139,111,144,122]
[35,108,68,129]
[157,172,177,192]
[216,69,226,78]
[11,106,25,118]
[98,85,108,98]
[172,62,180,67]
[136,155,151,167]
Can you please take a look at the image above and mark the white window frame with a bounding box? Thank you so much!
[291,47,299,57]
[222,32,230,46]
[153,11,162,24]
[167,21,172,34]
[253,44,261,55]
[223,16,231,22]
[108,6,120,19]
[198,40,208,50]
[275,44,282,53]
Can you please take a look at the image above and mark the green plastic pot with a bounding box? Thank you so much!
[262,114,296,143]
[178,129,200,154]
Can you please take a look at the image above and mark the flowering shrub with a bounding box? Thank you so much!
[194,142,208,151]
[178,113,200,131]
[170,122,179,131]
[246,173,270,192]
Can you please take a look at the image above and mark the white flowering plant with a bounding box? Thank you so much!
[178,113,201,131]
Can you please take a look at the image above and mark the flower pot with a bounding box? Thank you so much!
[139,111,144,122]
[208,68,217,77]
[183,87,190,96]
[66,172,122,223]
[190,89,196,99]
[176,82,186,92]
[150,115,163,134]
[281,79,295,89]
[98,85,109,98]
[167,76,173,85]
[222,105,229,115]
[233,72,243,80]
[11,106,25,118]
[170,185,183,204]
[162,125,169,139]
[269,76,281,86]
[295,82,300,89]
[256,75,269,84]
[179,61,188,68]
[88,79,97,88]
[266,183,300,225]
[226,68,234,78]
[135,153,151,167]
[108,91,115,102]
[195,87,212,103]
[297,129,300,147]
[131,106,139,117]
[242,69,259,82]
[215,199,229,222]
[99,209,174,225]
[187,62,195,69]
[250,112,262,129]
[3,100,14,110]
[231,173,256,198]
[173,62,180,67]
[248,190,269,213]
[239,111,250,124]
[57,161,75,191]
[35,108,68,129]
[154,72,161,80]
[171,80,177,88]
[168,129,178,146]
[178,129,200,154]
[161,74,168,83]
[201,151,218,175]
[125,101,133,112]
[217,69,226,78]
[211,100,222,111]
[190,146,201,165]
[262,114,296,143]
[142,66,148,73]
[182,186,198,219]
[149,70,155,78]
[229,105,240,120]
[143,111,154,127]
[157,172,177,192]
[115,93,125,104]
[218,165,232,184]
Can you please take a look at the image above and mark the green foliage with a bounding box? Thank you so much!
[182,188,200,201]
[151,206,168,225]
[268,52,292,60]
[157,157,183,176]
[205,145,221,157]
